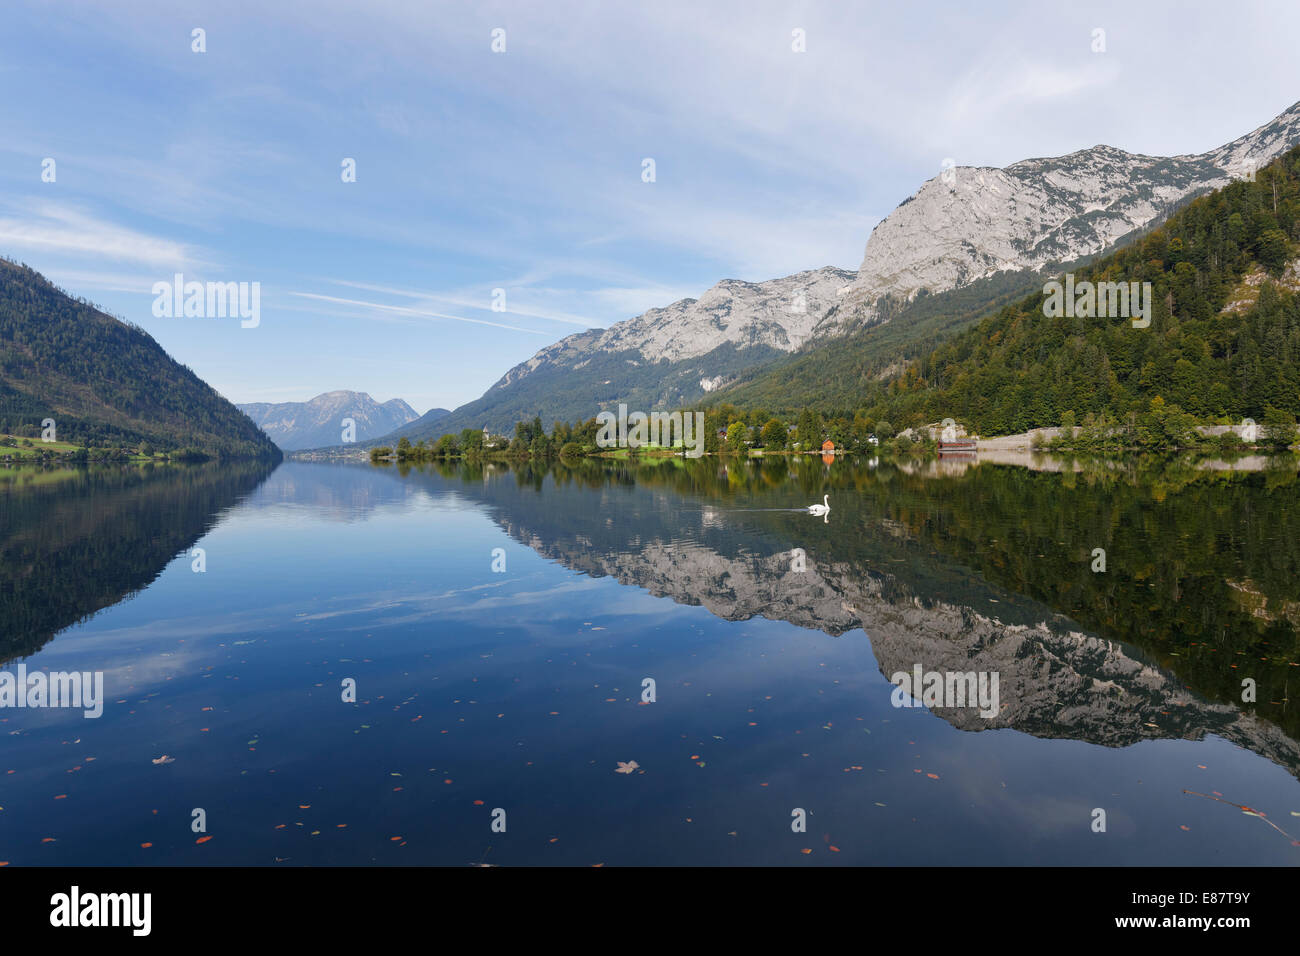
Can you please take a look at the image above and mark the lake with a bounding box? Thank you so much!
[3,454,1300,866]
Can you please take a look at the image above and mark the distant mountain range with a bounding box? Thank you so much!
[0,258,279,458]
[237,390,429,451]
[380,99,1300,445]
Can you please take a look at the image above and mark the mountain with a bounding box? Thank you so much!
[699,102,1300,416]
[0,258,279,458]
[381,100,1300,445]
[843,101,1300,311]
[731,142,1300,432]
[388,267,855,441]
[706,265,1068,411]
[237,390,426,451]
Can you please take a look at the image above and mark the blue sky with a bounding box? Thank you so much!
[3,0,1299,416]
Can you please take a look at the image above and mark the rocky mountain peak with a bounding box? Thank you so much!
[238,389,423,451]
[847,99,1300,309]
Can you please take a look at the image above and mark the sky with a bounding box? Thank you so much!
[3,0,1300,416]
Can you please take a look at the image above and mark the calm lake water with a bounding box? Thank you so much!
[3,454,1300,866]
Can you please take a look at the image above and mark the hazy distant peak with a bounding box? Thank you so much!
[237,389,421,451]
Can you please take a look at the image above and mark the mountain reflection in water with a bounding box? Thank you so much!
[4,454,1299,866]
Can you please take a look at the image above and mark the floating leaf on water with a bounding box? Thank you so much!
[615,760,639,774]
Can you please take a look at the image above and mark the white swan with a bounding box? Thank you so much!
[808,494,830,517]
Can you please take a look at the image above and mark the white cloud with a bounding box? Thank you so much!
[0,201,196,267]
[290,291,550,335]
[323,278,600,329]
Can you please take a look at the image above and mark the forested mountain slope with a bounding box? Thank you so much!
[0,258,279,458]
